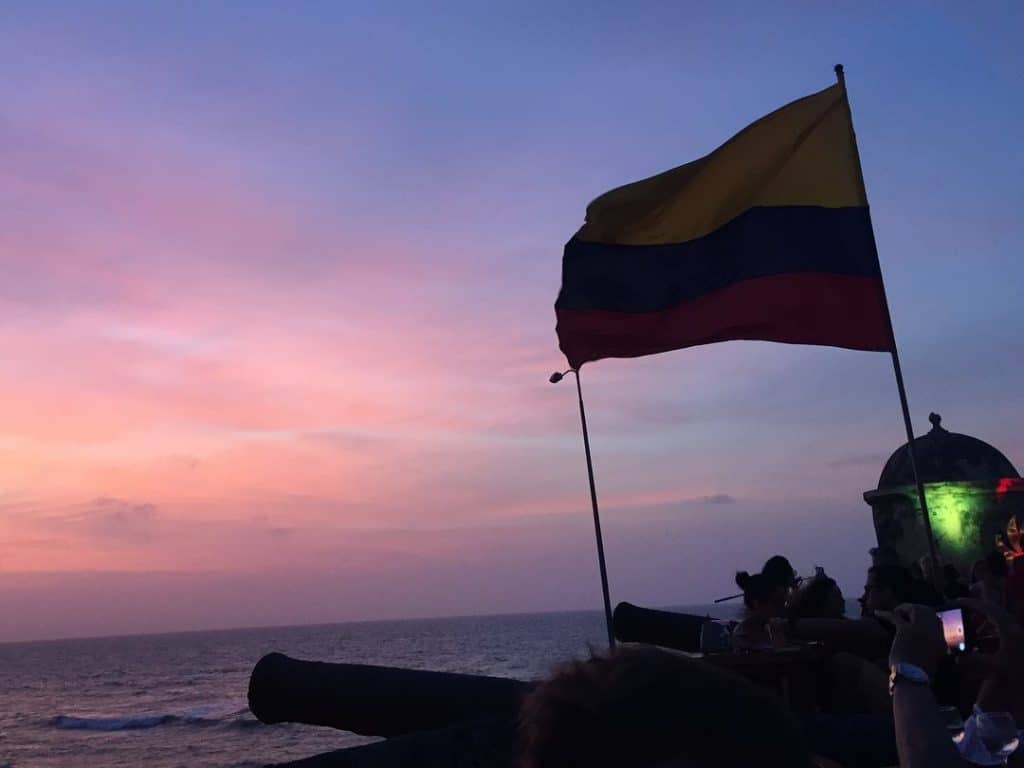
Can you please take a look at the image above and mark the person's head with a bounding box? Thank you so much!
[862,564,913,615]
[869,546,901,568]
[519,647,813,768]
[760,555,798,608]
[735,571,782,618]
[943,563,962,584]
[790,575,845,619]
[761,555,798,591]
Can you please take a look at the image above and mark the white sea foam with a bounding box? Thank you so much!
[52,713,176,731]
[51,702,246,731]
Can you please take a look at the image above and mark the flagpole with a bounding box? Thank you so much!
[835,64,940,576]
[550,368,616,648]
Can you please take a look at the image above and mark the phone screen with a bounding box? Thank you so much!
[937,608,967,653]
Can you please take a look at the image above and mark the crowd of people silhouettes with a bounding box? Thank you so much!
[519,547,1024,768]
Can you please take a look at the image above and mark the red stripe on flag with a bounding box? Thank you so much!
[556,273,893,368]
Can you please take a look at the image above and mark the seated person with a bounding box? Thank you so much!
[790,572,846,620]
[762,554,800,605]
[788,571,897,718]
[788,565,913,660]
[731,571,786,650]
[519,646,814,768]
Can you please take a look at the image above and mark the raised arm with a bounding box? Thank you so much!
[888,604,966,768]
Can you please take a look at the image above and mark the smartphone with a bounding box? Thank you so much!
[936,607,968,654]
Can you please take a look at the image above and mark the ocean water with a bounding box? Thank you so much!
[4,609,741,768]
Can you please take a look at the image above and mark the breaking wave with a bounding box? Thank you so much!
[50,703,253,732]
[52,713,175,731]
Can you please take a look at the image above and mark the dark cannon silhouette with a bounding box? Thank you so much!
[249,651,530,738]
[249,604,740,765]
[249,651,531,767]
[613,601,714,652]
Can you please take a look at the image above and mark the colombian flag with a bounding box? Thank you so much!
[555,81,893,369]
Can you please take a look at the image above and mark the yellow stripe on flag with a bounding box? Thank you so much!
[577,83,865,247]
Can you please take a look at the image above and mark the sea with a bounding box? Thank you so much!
[0,607,740,768]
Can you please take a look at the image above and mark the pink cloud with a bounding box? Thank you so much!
[0,491,879,642]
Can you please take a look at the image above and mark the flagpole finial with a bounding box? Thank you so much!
[834,64,845,85]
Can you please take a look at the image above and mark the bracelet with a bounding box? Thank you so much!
[889,662,931,696]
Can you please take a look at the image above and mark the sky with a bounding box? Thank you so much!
[1,1,1022,642]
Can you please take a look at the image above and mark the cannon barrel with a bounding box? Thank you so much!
[612,602,711,652]
[249,652,531,737]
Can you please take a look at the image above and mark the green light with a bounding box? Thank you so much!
[921,483,987,554]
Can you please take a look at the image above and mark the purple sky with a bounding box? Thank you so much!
[2,2,1022,641]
